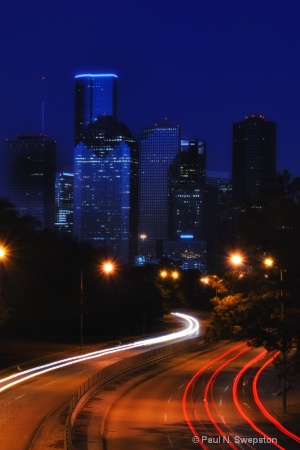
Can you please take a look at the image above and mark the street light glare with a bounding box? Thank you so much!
[0,247,6,259]
[231,254,243,266]
[171,271,179,279]
[102,262,115,274]
[264,258,274,267]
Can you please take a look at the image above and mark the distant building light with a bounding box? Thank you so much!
[75,73,118,78]
[180,234,194,239]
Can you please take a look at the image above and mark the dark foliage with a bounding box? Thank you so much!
[0,199,168,340]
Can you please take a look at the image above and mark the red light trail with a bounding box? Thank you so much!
[182,342,246,448]
[252,351,300,444]
[183,343,300,449]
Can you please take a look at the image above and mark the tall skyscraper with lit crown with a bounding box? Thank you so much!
[73,74,138,262]
[75,73,117,144]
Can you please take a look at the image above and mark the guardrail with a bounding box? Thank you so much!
[65,336,201,449]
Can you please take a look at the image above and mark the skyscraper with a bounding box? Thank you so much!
[55,172,74,236]
[73,74,138,262]
[138,120,181,259]
[75,74,118,144]
[169,139,206,240]
[165,139,207,270]
[6,134,56,229]
[232,115,276,210]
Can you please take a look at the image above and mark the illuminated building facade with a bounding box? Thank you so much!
[55,172,74,236]
[137,120,181,259]
[6,134,56,229]
[169,139,206,240]
[232,115,276,209]
[74,87,138,262]
[75,73,117,144]
[166,139,207,270]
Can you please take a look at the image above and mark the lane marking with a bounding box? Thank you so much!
[43,381,57,387]
[167,435,173,447]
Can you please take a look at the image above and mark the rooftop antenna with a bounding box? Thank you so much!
[41,75,45,137]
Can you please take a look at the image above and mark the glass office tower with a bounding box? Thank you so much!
[138,120,180,260]
[232,115,276,210]
[165,139,207,270]
[6,134,56,229]
[74,75,138,262]
[55,172,74,236]
[75,74,118,144]
[169,139,206,240]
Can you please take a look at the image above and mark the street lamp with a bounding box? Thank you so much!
[264,257,274,268]
[201,275,220,297]
[160,270,168,279]
[171,270,179,280]
[159,269,179,280]
[0,245,7,304]
[101,261,115,275]
[0,247,6,260]
[80,260,116,350]
[230,253,243,267]
[263,256,287,415]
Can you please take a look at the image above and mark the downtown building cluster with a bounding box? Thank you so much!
[4,74,276,271]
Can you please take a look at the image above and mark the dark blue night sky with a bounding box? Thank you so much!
[1,0,300,195]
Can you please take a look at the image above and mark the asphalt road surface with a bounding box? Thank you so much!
[99,342,300,450]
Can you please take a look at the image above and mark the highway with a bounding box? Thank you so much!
[0,312,199,450]
[2,311,299,450]
[98,342,300,450]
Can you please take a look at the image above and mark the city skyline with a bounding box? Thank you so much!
[1,0,300,197]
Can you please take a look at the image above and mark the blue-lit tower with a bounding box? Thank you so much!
[75,73,117,144]
[73,74,138,262]
[137,120,180,260]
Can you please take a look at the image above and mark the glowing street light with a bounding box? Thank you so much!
[171,270,179,280]
[264,257,274,268]
[230,253,243,266]
[101,261,115,275]
[0,245,8,304]
[201,276,209,285]
[0,247,6,259]
[81,260,116,349]
[159,269,179,280]
[201,275,221,297]
[160,270,168,279]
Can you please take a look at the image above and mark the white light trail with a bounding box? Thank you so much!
[0,312,199,394]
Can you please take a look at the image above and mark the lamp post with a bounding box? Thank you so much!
[80,267,83,350]
[80,260,115,350]
[263,256,287,415]
[0,246,7,304]
[201,275,220,297]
